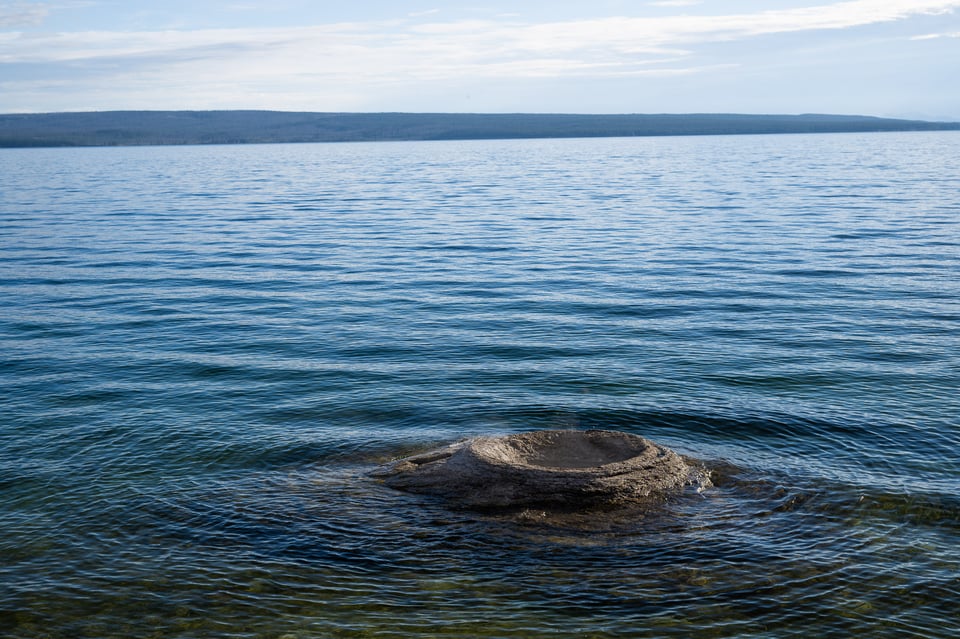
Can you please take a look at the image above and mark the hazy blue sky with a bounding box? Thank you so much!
[1,1,958,117]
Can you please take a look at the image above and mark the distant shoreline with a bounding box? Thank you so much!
[1,110,958,148]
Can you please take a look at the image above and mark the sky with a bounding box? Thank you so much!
[1,0,958,118]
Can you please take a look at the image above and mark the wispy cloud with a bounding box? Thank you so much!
[7,1,957,62]
[649,1,702,7]
[0,1,49,27]
[1,0,958,111]
[910,30,960,39]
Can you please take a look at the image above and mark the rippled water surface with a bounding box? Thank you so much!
[2,132,959,638]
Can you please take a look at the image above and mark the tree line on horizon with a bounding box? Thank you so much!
[1,111,957,148]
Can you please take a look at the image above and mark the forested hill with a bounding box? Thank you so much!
[1,111,958,148]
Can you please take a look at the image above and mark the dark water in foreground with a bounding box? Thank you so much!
[1,132,958,638]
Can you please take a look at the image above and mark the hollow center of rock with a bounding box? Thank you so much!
[513,431,645,468]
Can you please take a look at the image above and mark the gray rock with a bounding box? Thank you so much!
[371,429,705,509]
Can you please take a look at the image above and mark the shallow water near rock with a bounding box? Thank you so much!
[2,132,959,637]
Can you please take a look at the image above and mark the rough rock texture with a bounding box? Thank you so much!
[371,430,702,509]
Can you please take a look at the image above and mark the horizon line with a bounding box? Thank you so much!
[3,109,959,123]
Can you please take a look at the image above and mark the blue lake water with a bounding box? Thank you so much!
[1,132,958,638]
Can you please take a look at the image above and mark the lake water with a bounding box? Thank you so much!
[1,132,958,638]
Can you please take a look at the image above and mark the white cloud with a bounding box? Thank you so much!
[910,31,960,39]
[649,1,702,7]
[1,0,958,111]
[7,0,955,62]
[0,1,49,27]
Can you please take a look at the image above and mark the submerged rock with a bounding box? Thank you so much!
[371,430,706,510]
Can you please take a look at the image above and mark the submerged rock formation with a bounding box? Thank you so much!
[371,430,706,509]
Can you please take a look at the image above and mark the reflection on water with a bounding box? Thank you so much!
[5,445,958,638]
[1,132,959,637]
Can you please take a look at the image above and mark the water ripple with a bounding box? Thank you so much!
[2,132,959,637]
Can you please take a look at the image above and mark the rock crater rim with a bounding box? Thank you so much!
[372,429,706,510]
